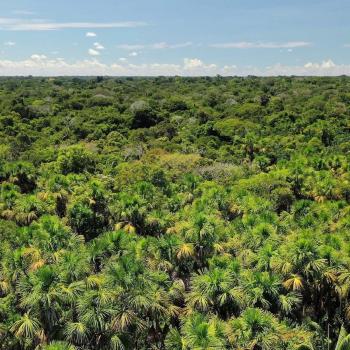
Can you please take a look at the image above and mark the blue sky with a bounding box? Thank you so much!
[0,0,349,75]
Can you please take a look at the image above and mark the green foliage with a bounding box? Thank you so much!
[55,145,96,175]
[1,76,350,349]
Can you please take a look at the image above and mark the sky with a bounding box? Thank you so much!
[0,0,350,76]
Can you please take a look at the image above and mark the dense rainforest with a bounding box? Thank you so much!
[1,76,350,350]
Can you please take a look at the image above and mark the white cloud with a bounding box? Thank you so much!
[151,42,170,49]
[129,51,138,57]
[0,56,348,77]
[257,60,343,76]
[12,10,36,16]
[86,32,97,37]
[4,41,15,46]
[211,41,311,49]
[0,56,206,76]
[117,44,145,50]
[0,56,175,76]
[117,42,193,50]
[183,58,203,69]
[30,54,47,61]
[222,65,238,73]
[119,57,127,62]
[0,18,147,31]
[183,58,217,71]
[93,42,104,50]
[151,41,193,49]
[0,57,111,75]
[88,48,100,56]
[304,59,336,69]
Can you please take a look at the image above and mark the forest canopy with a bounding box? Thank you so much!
[1,76,350,349]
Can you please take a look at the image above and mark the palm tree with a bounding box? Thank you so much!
[2,194,49,226]
[181,313,226,350]
[4,161,36,193]
[38,174,71,218]
[283,274,304,291]
[335,325,350,350]
[64,322,88,346]
[186,267,241,318]
[278,292,302,315]
[182,212,225,269]
[17,261,83,342]
[41,341,76,350]
[165,327,185,350]
[10,312,43,347]
[242,271,282,311]
[225,308,313,350]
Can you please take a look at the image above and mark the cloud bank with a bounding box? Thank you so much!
[0,56,348,76]
[0,18,147,31]
[211,41,311,49]
[116,42,193,50]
